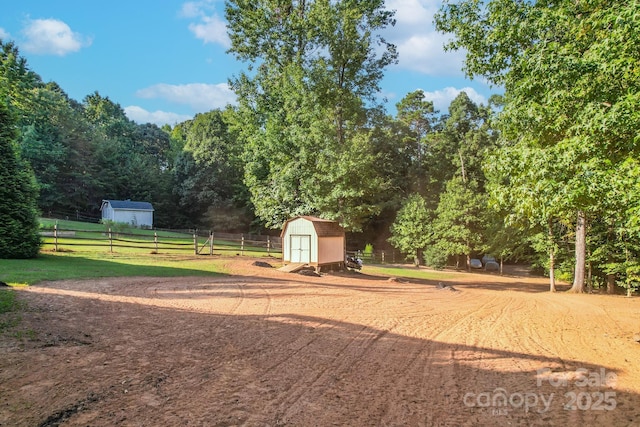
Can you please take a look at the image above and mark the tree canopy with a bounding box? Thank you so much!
[226,0,397,231]
[436,0,640,292]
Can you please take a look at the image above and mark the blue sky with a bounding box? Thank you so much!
[0,0,496,127]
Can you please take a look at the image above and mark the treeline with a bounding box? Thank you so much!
[0,37,500,247]
[0,40,251,231]
[435,0,640,294]
[2,0,639,295]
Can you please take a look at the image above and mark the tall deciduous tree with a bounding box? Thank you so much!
[484,144,572,291]
[436,0,640,293]
[226,0,397,231]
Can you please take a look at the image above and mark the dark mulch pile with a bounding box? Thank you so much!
[298,269,320,277]
[252,261,274,268]
[436,282,458,292]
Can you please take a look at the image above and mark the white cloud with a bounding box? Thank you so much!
[388,0,436,26]
[135,82,236,111]
[180,1,230,47]
[384,0,465,76]
[179,0,218,18]
[21,18,91,56]
[0,28,10,40]
[124,106,193,127]
[420,87,487,112]
[396,33,465,75]
[180,2,205,18]
[188,15,230,47]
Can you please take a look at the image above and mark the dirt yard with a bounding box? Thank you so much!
[1,259,639,426]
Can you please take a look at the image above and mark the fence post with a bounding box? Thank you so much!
[154,231,158,253]
[193,230,198,255]
[209,230,214,256]
[382,251,385,264]
[54,223,58,252]
[267,236,271,256]
[109,227,113,253]
[241,234,244,256]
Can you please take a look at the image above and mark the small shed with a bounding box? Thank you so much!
[100,200,154,228]
[281,216,345,269]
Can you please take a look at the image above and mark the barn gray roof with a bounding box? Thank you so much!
[102,200,154,211]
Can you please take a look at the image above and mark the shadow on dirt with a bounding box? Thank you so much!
[1,282,638,427]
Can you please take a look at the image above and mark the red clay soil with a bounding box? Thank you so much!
[1,258,639,426]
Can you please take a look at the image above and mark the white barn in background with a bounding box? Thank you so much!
[100,200,154,228]
[281,216,345,270]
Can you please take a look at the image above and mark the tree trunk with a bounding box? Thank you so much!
[606,244,616,294]
[458,149,467,183]
[549,247,556,292]
[607,274,616,295]
[548,218,556,292]
[569,211,586,293]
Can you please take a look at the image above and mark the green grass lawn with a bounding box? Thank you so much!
[0,252,232,286]
[365,264,469,281]
[40,218,191,238]
[38,218,280,258]
[1,218,452,286]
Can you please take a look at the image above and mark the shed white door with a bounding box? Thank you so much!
[290,235,311,263]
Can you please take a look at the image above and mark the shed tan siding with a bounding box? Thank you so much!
[281,216,345,267]
[317,236,344,265]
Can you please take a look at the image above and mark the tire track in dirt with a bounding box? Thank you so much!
[142,278,248,316]
[269,323,396,425]
[227,281,247,315]
[226,292,400,425]
[523,294,600,372]
[225,316,355,425]
[255,281,273,318]
[373,292,539,426]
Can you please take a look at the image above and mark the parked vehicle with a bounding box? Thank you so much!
[482,254,496,265]
[485,260,500,271]
[346,255,363,270]
[469,258,483,269]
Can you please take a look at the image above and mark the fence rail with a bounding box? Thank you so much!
[40,224,282,257]
[39,220,407,265]
[348,249,403,265]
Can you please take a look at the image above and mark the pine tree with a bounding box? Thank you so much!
[0,101,41,258]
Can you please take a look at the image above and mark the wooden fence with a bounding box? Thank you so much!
[40,224,282,257]
[349,249,403,265]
